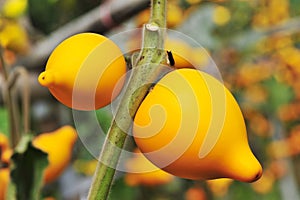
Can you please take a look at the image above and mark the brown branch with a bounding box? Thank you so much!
[8,67,31,134]
[0,47,20,147]
[16,0,150,69]
[0,72,47,104]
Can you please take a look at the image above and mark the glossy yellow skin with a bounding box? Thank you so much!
[38,33,126,110]
[124,149,174,186]
[165,39,209,69]
[165,39,193,68]
[133,69,262,182]
[32,126,77,184]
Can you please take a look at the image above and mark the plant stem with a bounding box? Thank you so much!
[0,46,20,148]
[87,0,167,199]
[8,67,31,134]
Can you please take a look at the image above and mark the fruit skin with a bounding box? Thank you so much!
[124,148,174,186]
[133,69,262,182]
[0,168,10,200]
[165,39,193,69]
[38,33,126,110]
[0,133,10,153]
[32,126,77,184]
[0,133,11,200]
[165,39,209,69]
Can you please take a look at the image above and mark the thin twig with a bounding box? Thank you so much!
[8,67,31,134]
[0,47,9,80]
[20,68,30,134]
[0,46,20,147]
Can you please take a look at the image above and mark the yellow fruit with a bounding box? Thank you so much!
[191,48,209,68]
[43,197,56,200]
[0,19,29,53]
[0,134,11,200]
[165,39,193,68]
[0,133,12,165]
[1,0,27,18]
[206,178,233,197]
[213,6,231,26]
[0,168,9,200]
[73,159,97,176]
[133,69,262,182]
[135,9,150,27]
[1,149,12,165]
[135,2,183,28]
[185,187,207,200]
[124,149,174,186]
[38,33,126,110]
[0,133,10,152]
[32,126,77,184]
[166,2,184,28]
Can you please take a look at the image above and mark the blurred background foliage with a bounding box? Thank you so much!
[1,0,300,199]
[27,0,102,34]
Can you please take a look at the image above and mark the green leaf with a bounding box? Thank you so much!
[96,107,113,134]
[263,77,294,112]
[7,135,48,200]
[108,178,138,200]
[290,0,300,16]
[0,107,9,135]
[227,181,281,200]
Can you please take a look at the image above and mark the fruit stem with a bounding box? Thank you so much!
[87,1,167,199]
[0,46,21,148]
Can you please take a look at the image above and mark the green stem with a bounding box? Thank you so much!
[0,46,20,148]
[87,0,167,199]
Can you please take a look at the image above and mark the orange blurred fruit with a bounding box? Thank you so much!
[185,187,207,200]
[0,168,10,200]
[32,126,78,183]
[0,133,11,200]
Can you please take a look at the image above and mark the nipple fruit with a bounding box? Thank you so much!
[38,33,126,110]
[32,126,77,184]
[133,69,262,182]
